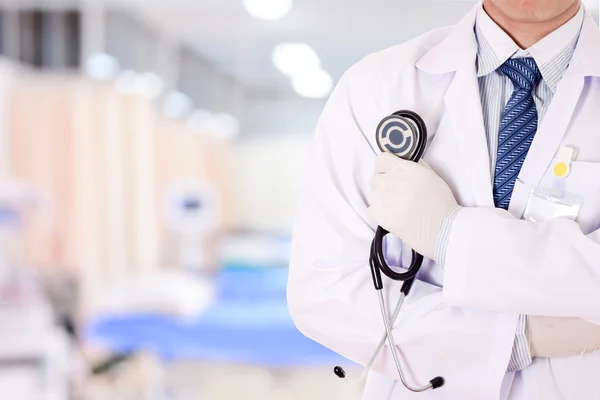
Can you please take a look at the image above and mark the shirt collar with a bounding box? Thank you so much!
[475,3,584,91]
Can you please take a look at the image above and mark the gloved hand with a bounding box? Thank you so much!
[527,316,600,358]
[367,152,459,260]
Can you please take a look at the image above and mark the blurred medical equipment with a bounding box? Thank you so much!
[0,183,70,400]
[333,111,444,392]
[164,180,220,272]
[219,231,292,269]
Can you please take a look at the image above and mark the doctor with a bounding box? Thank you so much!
[287,0,600,399]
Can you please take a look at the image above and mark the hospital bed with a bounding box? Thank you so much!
[83,266,362,400]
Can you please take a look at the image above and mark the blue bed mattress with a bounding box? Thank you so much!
[84,267,351,367]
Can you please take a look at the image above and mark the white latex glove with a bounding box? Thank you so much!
[527,316,600,358]
[367,152,459,260]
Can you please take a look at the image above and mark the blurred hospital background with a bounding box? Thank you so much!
[0,0,598,399]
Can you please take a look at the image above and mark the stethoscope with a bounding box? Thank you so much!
[333,110,445,392]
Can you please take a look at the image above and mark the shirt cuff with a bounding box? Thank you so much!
[507,315,532,372]
[434,205,462,268]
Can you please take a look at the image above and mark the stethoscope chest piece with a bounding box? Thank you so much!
[375,110,427,162]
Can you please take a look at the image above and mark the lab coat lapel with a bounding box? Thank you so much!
[517,12,600,189]
[444,63,494,208]
[417,4,494,207]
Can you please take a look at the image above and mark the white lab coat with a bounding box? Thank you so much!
[287,4,600,400]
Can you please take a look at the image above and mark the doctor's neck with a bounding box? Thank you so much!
[482,0,581,49]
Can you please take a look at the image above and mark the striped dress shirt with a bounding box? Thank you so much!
[435,4,584,372]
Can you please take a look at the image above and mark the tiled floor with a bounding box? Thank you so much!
[1,352,364,399]
[166,362,363,400]
[84,357,364,400]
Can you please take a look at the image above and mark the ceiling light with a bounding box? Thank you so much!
[272,43,320,78]
[162,91,193,119]
[137,72,164,99]
[85,52,119,81]
[243,0,293,20]
[292,68,333,99]
[114,70,138,95]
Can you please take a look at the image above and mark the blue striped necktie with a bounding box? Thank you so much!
[493,57,542,209]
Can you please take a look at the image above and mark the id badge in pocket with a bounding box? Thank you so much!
[523,147,583,223]
[523,182,583,222]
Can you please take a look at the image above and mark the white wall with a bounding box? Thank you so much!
[0,60,16,181]
[246,97,325,137]
[230,134,312,234]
